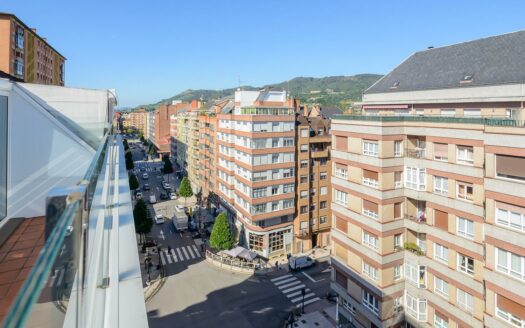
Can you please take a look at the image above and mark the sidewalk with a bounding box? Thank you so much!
[138,246,166,301]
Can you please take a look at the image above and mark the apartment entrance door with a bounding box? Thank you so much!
[312,233,318,248]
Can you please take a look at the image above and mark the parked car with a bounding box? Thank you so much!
[142,173,149,179]
[288,256,315,271]
[191,231,201,239]
[154,215,165,224]
[140,167,146,172]
[149,195,157,204]
[160,192,169,200]
[175,205,185,212]
[143,183,150,191]
[135,191,143,199]
[169,192,177,200]
[162,182,170,189]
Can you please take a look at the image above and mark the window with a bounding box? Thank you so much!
[394,140,403,157]
[362,231,378,250]
[457,146,473,165]
[300,190,308,199]
[283,184,294,193]
[270,186,278,195]
[300,175,307,184]
[496,294,525,328]
[252,187,267,198]
[496,248,525,281]
[320,201,327,209]
[310,218,316,226]
[434,176,448,194]
[362,170,379,188]
[335,136,347,151]
[283,138,293,147]
[458,253,474,275]
[362,200,379,219]
[319,158,327,166]
[334,163,348,179]
[394,171,402,188]
[456,217,474,239]
[464,109,481,117]
[283,199,293,209]
[300,206,308,214]
[457,289,473,313]
[362,262,378,281]
[405,167,426,190]
[434,143,448,161]
[335,190,347,206]
[434,314,448,328]
[14,59,23,77]
[283,168,294,178]
[300,160,308,168]
[301,129,308,137]
[268,229,289,252]
[249,233,263,252]
[434,243,449,263]
[362,290,379,315]
[441,109,456,117]
[272,154,279,163]
[363,140,379,157]
[496,155,525,181]
[320,172,327,180]
[272,138,279,147]
[319,216,327,224]
[394,234,403,248]
[300,144,308,152]
[320,186,327,195]
[496,203,525,231]
[405,292,427,321]
[434,277,449,298]
[271,202,279,211]
[394,202,402,218]
[394,265,402,280]
[456,181,473,201]
[405,262,426,288]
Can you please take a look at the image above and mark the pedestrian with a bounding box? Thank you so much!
[275,261,279,270]
[168,245,171,252]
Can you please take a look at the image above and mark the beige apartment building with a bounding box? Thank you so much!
[123,108,147,134]
[0,13,65,85]
[330,31,525,328]
[294,106,337,253]
[215,88,298,257]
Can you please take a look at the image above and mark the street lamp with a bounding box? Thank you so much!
[301,287,306,314]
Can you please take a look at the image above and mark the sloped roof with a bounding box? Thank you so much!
[366,30,525,94]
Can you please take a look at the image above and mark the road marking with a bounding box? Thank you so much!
[278,280,302,290]
[192,245,200,255]
[176,247,184,260]
[181,246,189,260]
[301,271,317,283]
[270,274,292,282]
[290,293,316,303]
[164,250,172,264]
[159,230,165,240]
[170,249,178,262]
[186,246,196,259]
[287,288,311,298]
[56,269,65,286]
[274,277,296,286]
[160,252,166,265]
[286,288,310,298]
[298,297,320,307]
[281,284,306,294]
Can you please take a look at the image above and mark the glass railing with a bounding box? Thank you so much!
[333,114,525,127]
[3,133,112,328]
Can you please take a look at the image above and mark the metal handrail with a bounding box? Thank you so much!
[333,114,525,127]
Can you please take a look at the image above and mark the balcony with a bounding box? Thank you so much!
[407,148,426,159]
[333,114,525,127]
[309,135,331,143]
[311,147,328,158]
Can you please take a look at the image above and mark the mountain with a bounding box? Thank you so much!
[137,74,382,110]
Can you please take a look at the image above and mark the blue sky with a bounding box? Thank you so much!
[4,0,525,107]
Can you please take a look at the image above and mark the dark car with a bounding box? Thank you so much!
[143,183,150,191]
[159,192,169,200]
[191,231,201,239]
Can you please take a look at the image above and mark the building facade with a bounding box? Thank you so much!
[331,31,525,328]
[294,109,332,253]
[214,89,298,257]
[0,13,65,85]
[122,108,147,134]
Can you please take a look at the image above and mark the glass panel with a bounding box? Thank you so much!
[0,96,7,221]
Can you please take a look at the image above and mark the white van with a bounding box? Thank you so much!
[149,195,157,204]
[289,256,314,271]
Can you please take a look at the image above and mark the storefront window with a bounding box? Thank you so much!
[249,233,263,252]
[269,229,290,253]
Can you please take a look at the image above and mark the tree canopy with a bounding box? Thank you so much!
[209,212,234,251]
[129,174,139,190]
[178,176,193,198]
[133,199,152,244]
[162,157,173,175]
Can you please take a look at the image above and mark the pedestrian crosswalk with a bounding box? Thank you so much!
[159,245,201,265]
[270,274,320,307]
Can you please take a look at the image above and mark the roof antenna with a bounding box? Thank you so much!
[237,76,244,90]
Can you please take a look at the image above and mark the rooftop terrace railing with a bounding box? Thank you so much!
[333,114,525,127]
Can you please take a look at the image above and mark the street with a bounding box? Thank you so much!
[126,136,333,328]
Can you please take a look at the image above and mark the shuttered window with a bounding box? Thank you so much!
[335,216,348,233]
[434,209,448,230]
[496,155,525,181]
[335,136,348,151]
[363,200,379,219]
[434,143,448,161]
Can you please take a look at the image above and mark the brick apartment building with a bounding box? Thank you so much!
[330,31,525,328]
[0,13,65,85]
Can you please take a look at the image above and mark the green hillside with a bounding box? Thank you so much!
[137,74,382,110]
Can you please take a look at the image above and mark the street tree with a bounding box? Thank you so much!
[125,156,134,171]
[133,199,153,244]
[210,212,234,251]
[129,173,139,190]
[178,176,193,206]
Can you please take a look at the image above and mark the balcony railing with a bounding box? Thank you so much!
[333,114,525,127]
[407,148,426,159]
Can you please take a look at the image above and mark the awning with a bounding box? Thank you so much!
[362,104,409,109]
[238,249,258,261]
[223,246,245,258]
